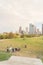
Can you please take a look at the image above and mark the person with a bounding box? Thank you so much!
[12,48,14,52]
[6,47,9,52]
[24,45,27,48]
[9,46,12,52]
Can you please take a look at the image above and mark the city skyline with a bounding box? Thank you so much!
[0,23,42,33]
[19,23,42,34]
[0,0,43,33]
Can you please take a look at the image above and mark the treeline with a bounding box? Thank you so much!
[0,32,14,39]
[0,32,41,39]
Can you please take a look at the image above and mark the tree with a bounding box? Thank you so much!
[8,32,14,39]
[20,31,24,38]
[0,35,4,39]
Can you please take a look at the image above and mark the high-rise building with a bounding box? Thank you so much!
[19,26,24,35]
[29,24,36,34]
[36,29,41,34]
[42,24,43,35]
[25,27,29,34]
[19,26,22,33]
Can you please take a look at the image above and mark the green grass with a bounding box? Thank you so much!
[0,36,43,62]
[0,52,11,61]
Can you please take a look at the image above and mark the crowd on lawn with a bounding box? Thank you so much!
[6,45,27,52]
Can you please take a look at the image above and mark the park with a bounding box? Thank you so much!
[0,35,43,63]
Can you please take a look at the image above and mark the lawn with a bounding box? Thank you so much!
[0,52,11,61]
[0,36,43,62]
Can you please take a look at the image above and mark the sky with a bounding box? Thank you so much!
[0,0,43,33]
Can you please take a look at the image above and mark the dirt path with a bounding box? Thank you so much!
[0,56,43,65]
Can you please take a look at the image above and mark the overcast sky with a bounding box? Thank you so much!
[0,0,43,33]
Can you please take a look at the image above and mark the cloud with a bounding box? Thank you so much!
[0,0,43,32]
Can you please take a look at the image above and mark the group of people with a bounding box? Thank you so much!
[6,45,27,53]
[6,47,20,52]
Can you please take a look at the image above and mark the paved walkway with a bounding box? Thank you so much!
[0,56,43,65]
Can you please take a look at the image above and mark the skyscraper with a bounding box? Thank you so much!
[42,24,43,35]
[29,24,36,34]
[25,27,29,34]
[19,26,22,33]
[36,29,41,34]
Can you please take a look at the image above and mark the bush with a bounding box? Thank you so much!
[8,32,14,39]
[0,35,4,39]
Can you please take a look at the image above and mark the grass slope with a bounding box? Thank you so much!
[0,36,43,62]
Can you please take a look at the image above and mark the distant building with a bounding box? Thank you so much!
[29,24,36,34]
[19,26,22,33]
[3,32,8,35]
[42,24,43,35]
[19,26,24,35]
[36,29,41,34]
[34,26,36,34]
[25,27,29,34]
